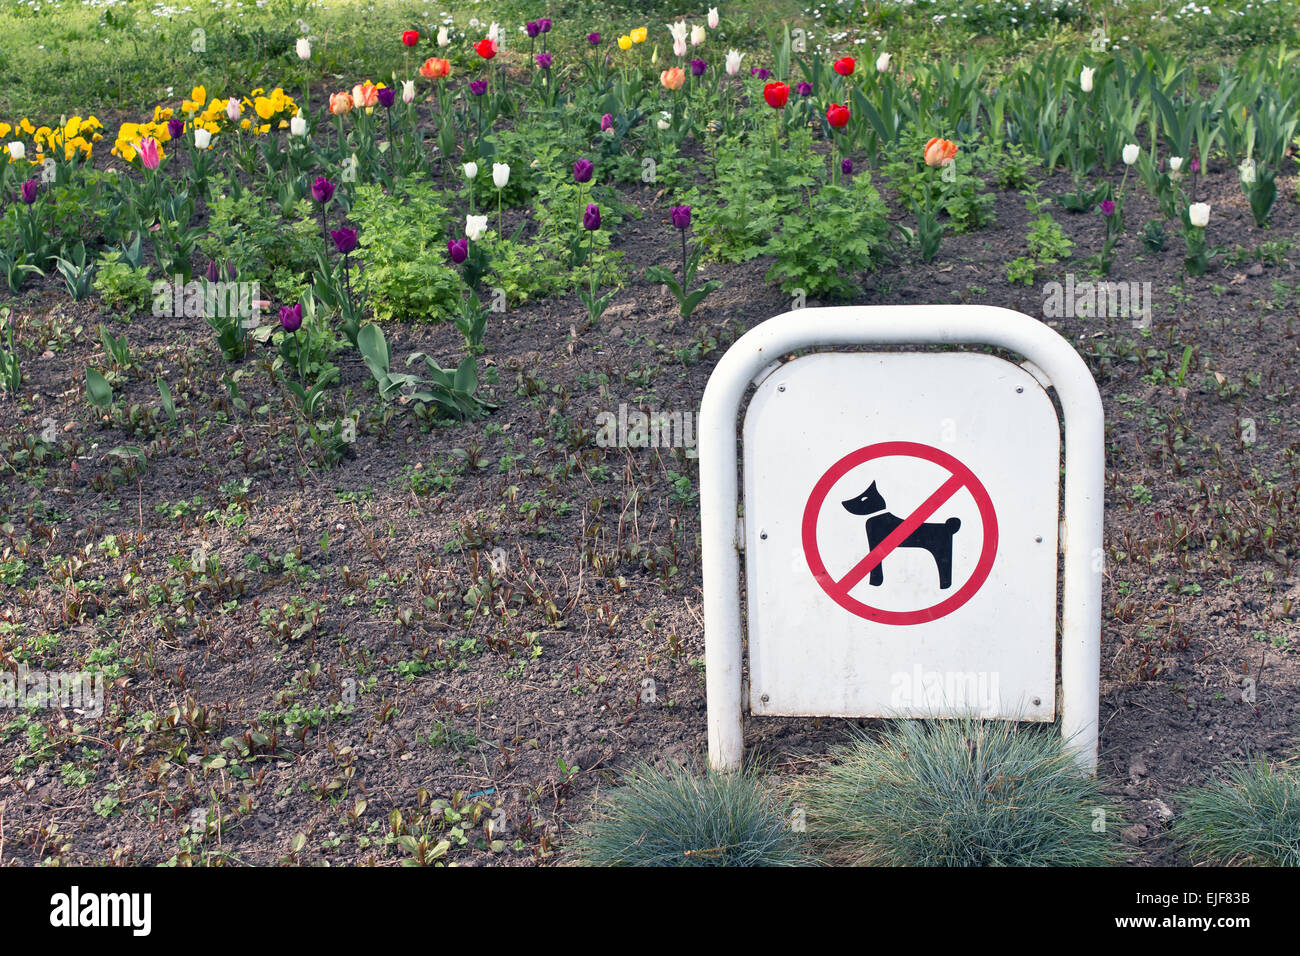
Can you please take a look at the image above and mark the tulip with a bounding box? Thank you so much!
[657,112,672,130]
[290,116,308,136]
[488,22,501,43]
[526,21,542,39]
[753,67,771,80]
[438,26,450,46]
[138,136,161,170]
[466,214,488,241]
[297,37,311,59]
[205,260,221,283]
[377,86,396,109]
[661,67,686,91]
[226,98,242,122]
[1238,158,1256,185]
[763,82,789,108]
[19,179,38,204]
[165,118,183,141]
[923,137,958,167]
[1189,202,1210,228]
[708,7,719,29]
[470,80,488,96]
[1080,67,1094,92]
[796,81,812,96]
[194,128,212,149]
[402,30,420,47]
[352,82,379,109]
[668,21,688,58]
[539,19,552,33]
[670,205,692,230]
[573,158,594,183]
[876,52,891,72]
[691,24,706,46]
[402,80,416,103]
[420,57,451,79]
[6,141,25,161]
[1122,143,1139,165]
[475,37,497,59]
[588,32,601,45]
[329,92,354,115]
[1190,157,1200,173]
[631,27,647,44]
[463,161,478,179]
[492,163,510,189]
[826,103,850,129]
[311,176,336,204]
[841,157,853,176]
[690,59,707,76]
[1100,199,1116,217]
[447,238,468,264]
[833,56,855,76]
[618,35,633,51]
[583,203,601,231]
[1169,156,1184,173]
[331,228,358,254]
[280,303,303,333]
[537,53,553,69]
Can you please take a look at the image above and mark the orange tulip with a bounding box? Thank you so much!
[660,67,686,91]
[351,82,380,109]
[420,57,451,80]
[924,137,958,167]
[329,92,354,115]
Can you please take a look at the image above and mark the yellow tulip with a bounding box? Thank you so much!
[631,27,647,43]
[618,35,632,50]
[191,86,206,107]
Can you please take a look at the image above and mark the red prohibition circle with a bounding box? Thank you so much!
[801,441,998,625]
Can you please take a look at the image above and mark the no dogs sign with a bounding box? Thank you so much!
[740,352,1060,721]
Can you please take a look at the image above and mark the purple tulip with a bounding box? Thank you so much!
[167,117,185,140]
[311,176,335,204]
[690,58,707,76]
[1190,157,1200,173]
[841,157,853,176]
[583,203,601,231]
[205,259,221,283]
[19,179,38,205]
[670,205,692,231]
[751,67,771,80]
[331,227,359,254]
[536,52,552,69]
[227,261,238,279]
[447,237,468,264]
[796,81,813,96]
[1100,199,1116,217]
[588,32,601,45]
[600,113,613,132]
[573,157,594,183]
[539,18,552,33]
[377,86,396,108]
[526,20,541,38]
[470,79,488,96]
[280,304,303,333]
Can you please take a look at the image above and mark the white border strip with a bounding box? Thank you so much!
[699,306,1104,773]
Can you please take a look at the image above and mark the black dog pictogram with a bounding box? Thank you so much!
[842,481,961,589]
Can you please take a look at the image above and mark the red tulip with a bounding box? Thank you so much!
[833,57,855,76]
[826,103,850,129]
[475,37,498,59]
[763,82,789,109]
[402,30,420,47]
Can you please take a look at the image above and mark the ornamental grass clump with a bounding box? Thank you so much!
[572,762,807,867]
[1175,758,1300,866]
[798,719,1126,866]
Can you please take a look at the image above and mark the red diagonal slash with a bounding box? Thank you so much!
[832,472,967,596]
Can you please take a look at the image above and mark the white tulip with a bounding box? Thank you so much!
[1188,202,1210,228]
[466,214,488,241]
[194,128,212,149]
[725,49,744,75]
[691,24,706,46]
[1169,156,1184,172]
[492,162,509,189]
[1080,66,1094,92]
[1122,143,1140,165]
[1238,157,1256,185]
[402,80,416,103]
[7,141,25,161]
[296,37,311,60]
[668,21,688,46]
[708,7,719,29]
[438,26,450,46]
[876,52,891,72]
[658,111,672,130]
[463,161,478,179]
[289,116,308,137]
[226,99,242,122]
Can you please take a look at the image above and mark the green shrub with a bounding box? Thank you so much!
[92,252,153,319]
[572,762,807,867]
[799,719,1126,866]
[1176,758,1300,866]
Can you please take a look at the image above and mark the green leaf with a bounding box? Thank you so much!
[86,369,113,410]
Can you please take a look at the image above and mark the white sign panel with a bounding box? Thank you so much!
[741,352,1060,720]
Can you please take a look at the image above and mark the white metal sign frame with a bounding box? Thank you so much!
[699,305,1104,772]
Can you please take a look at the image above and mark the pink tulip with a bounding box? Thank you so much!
[138,137,161,170]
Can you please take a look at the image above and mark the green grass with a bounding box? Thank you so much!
[1175,758,1300,866]
[798,719,1126,866]
[572,761,808,866]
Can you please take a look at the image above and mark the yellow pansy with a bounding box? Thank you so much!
[0,122,11,138]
